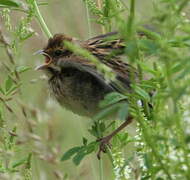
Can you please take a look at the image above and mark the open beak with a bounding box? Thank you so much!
[34,49,53,70]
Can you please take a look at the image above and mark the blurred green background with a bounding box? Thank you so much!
[0,0,153,179]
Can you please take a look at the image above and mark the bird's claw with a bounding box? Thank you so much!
[96,136,112,159]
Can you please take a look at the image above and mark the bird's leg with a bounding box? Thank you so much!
[97,116,133,159]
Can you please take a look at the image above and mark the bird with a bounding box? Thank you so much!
[35,31,142,159]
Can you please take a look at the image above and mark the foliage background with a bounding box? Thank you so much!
[0,0,190,180]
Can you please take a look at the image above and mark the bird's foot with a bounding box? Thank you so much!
[96,135,112,159]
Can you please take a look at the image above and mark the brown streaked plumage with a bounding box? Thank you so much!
[36,32,139,158]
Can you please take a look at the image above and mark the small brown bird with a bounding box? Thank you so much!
[36,32,139,158]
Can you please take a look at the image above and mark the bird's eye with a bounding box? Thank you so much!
[54,49,62,57]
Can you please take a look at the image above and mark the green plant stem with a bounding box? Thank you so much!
[106,148,114,167]
[130,0,135,19]
[96,122,104,180]
[99,158,104,180]
[96,121,115,178]
[78,120,97,178]
[127,0,135,36]
[33,0,52,38]
[85,2,92,38]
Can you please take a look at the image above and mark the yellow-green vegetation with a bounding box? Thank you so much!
[0,0,190,180]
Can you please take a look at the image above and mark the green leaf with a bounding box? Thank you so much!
[125,41,139,60]
[88,123,100,137]
[5,76,13,92]
[138,61,158,76]
[82,137,88,146]
[37,2,48,6]
[72,151,86,166]
[61,146,81,161]
[99,122,106,132]
[0,105,3,123]
[132,85,150,101]
[93,103,121,121]
[6,83,21,96]
[25,153,32,169]
[139,39,160,55]
[143,154,152,169]
[176,63,190,80]
[85,142,97,154]
[117,102,128,121]
[141,175,152,180]
[0,86,4,95]
[15,66,31,73]
[12,158,26,168]
[185,135,190,144]
[99,92,127,108]
[21,33,34,41]
[171,58,190,74]
[0,0,21,7]
[117,132,129,142]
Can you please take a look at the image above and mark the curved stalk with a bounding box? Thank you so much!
[33,0,52,38]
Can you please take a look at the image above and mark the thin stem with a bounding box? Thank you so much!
[78,119,97,179]
[97,122,104,180]
[99,158,104,180]
[130,0,135,17]
[106,148,114,167]
[33,0,52,38]
[85,2,92,38]
[127,0,135,36]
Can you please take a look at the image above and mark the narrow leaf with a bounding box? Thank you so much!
[72,152,86,166]
[6,83,21,96]
[0,86,4,95]
[5,76,13,92]
[93,103,120,121]
[0,0,21,7]
[61,146,81,161]
[12,158,26,168]
[117,103,128,121]
[99,92,127,108]
[82,137,88,146]
[15,66,31,73]
[86,142,97,153]
[132,85,150,101]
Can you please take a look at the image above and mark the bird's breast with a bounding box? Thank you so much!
[48,69,113,117]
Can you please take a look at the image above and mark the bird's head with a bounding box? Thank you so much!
[35,34,74,73]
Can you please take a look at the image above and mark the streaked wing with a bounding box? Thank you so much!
[82,32,138,90]
[84,32,125,57]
